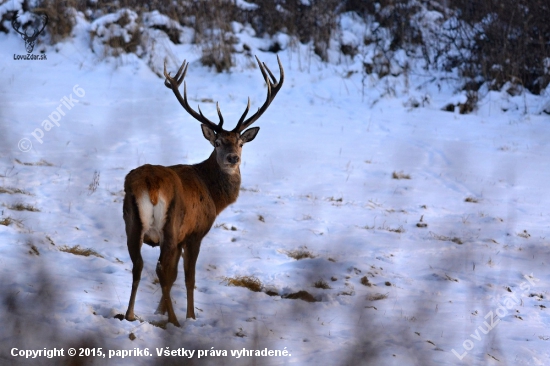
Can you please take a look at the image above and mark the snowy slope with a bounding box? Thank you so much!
[1,16,550,366]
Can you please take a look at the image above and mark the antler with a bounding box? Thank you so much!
[164,56,283,134]
[33,14,48,41]
[11,13,48,40]
[11,15,26,37]
[163,60,224,133]
[232,55,284,133]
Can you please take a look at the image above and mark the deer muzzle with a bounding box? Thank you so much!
[226,154,240,165]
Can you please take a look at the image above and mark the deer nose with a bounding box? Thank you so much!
[227,154,240,164]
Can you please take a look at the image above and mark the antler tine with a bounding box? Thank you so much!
[236,98,251,127]
[164,60,188,89]
[233,55,284,133]
[256,56,270,83]
[262,61,279,84]
[216,102,224,129]
[11,16,25,36]
[198,103,224,129]
[37,13,48,34]
[163,60,223,132]
[174,62,188,86]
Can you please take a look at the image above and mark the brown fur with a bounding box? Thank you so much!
[123,148,242,326]
[123,56,282,327]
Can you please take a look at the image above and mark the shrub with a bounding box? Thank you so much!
[448,0,550,94]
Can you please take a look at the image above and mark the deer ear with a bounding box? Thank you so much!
[241,127,260,144]
[201,124,217,146]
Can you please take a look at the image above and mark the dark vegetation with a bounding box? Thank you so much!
[448,0,550,95]
[1,0,548,100]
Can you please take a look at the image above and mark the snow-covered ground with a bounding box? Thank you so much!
[1,15,549,365]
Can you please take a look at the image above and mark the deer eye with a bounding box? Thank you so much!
[215,140,221,147]
[239,143,244,148]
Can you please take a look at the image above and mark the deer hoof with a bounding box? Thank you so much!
[155,302,167,315]
[169,319,181,327]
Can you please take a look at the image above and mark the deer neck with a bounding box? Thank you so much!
[197,151,241,214]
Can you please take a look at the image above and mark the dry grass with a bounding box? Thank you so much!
[0,187,31,195]
[517,230,531,239]
[88,171,100,195]
[215,223,237,231]
[378,223,405,234]
[0,216,23,227]
[15,158,53,166]
[264,289,279,297]
[339,290,355,296]
[59,245,104,258]
[367,293,389,301]
[282,290,317,303]
[313,280,331,290]
[39,0,77,44]
[445,274,459,282]
[224,275,262,292]
[235,328,246,337]
[0,217,13,226]
[240,187,259,192]
[7,203,40,212]
[360,276,372,287]
[464,196,480,203]
[285,248,315,260]
[429,232,464,245]
[29,244,40,256]
[90,9,142,58]
[392,171,411,179]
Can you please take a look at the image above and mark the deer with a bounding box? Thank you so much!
[122,56,284,327]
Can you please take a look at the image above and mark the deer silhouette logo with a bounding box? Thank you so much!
[11,13,48,54]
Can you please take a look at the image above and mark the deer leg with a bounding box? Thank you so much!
[155,294,167,315]
[124,196,143,322]
[156,231,182,327]
[183,238,201,319]
[125,233,143,321]
[156,248,187,315]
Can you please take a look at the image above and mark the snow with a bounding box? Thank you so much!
[0,0,24,17]
[235,0,259,11]
[1,11,550,366]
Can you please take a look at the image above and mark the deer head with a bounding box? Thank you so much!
[11,13,48,54]
[163,56,284,174]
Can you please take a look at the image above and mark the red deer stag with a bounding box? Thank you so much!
[123,56,284,326]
